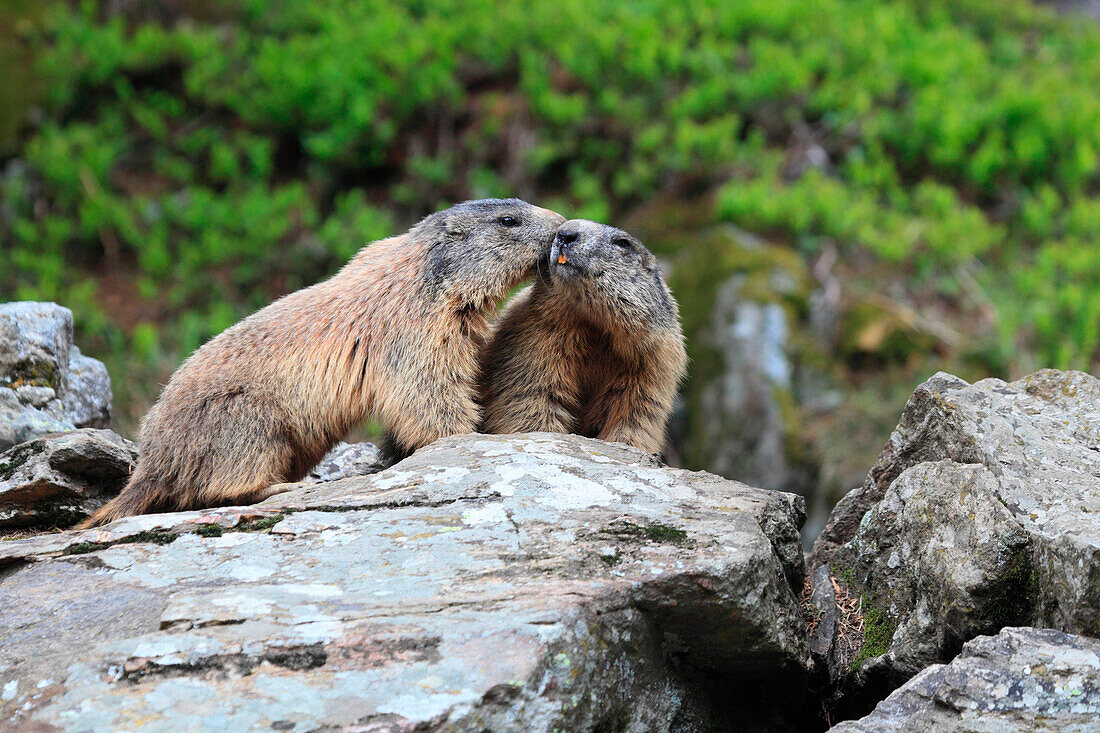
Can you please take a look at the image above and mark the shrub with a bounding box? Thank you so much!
[2,0,1098,430]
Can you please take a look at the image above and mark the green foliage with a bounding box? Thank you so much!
[1,0,1098,433]
[0,0,46,155]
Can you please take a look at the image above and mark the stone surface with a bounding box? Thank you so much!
[810,369,1100,710]
[696,274,795,491]
[303,441,384,483]
[831,628,1100,732]
[0,433,810,731]
[0,301,71,392]
[1039,0,1100,22]
[60,345,112,429]
[0,428,138,530]
[807,564,844,680]
[0,302,113,449]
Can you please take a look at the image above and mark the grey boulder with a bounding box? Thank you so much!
[694,273,796,493]
[0,301,71,391]
[810,369,1100,705]
[0,428,137,530]
[0,433,810,732]
[0,302,112,449]
[303,440,384,483]
[830,628,1100,732]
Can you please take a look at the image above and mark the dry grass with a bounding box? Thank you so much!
[832,573,865,665]
[800,569,867,669]
[0,526,64,541]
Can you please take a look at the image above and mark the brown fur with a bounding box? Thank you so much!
[81,199,564,528]
[479,219,687,453]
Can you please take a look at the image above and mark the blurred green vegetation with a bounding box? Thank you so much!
[1,0,1098,436]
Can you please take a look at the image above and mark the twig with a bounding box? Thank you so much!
[78,165,121,271]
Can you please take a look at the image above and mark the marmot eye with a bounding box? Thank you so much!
[498,215,521,227]
[613,237,632,249]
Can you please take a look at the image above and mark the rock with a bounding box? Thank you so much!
[1037,1,1100,23]
[0,302,113,449]
[2,408,76,458]
[675,234,828,512]
[806,564,842,678]
[0,428,137,530]
[60,345,112,429]
[830,628,1100,732]
[695,274,795,490]
[0,301,71,392]
[808,245,842,349]
[810,370,1100,713]
[13,385,55,408]
[0,433,811,731]
[302,441,384,483]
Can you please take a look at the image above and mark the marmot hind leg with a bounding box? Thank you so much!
[190,399,312,507]
[379,430,412,466]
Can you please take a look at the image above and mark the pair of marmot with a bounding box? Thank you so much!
[81,200,686,527]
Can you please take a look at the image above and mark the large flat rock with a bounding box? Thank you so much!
[830,627,1100,732]
[0,433,809,732]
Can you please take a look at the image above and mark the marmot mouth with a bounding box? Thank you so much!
[552,259,587,278]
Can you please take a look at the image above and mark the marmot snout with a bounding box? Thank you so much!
[479,219,687,454]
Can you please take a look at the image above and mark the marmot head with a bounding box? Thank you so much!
[418,198,565,309]
[548,219,679,331]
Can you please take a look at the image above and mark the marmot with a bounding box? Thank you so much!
[80,199,565,528]
[479,219,687,453]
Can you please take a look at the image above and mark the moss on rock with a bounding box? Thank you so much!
[606,521,690,546]
[852,597,896,671]
[986,544,1039,629]
[239,514,284,532]
[662,225,816,474]
[0,440,48,482]
[3,359,60,391]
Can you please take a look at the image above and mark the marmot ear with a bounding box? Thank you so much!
[442,215,465,239]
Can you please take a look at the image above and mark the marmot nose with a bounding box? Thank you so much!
[556,228,580,247]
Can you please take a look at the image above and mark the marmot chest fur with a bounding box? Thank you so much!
[81,198,564,528]
[479,219,687,453]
